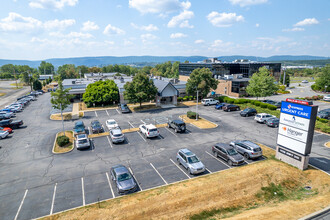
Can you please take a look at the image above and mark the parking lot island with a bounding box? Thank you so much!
[180,115,218,129]
[52,131,75,154]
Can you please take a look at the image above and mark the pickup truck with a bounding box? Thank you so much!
[0,119,24,129]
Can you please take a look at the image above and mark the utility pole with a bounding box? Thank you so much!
[196,89,199,121]
[282,69,286,86]
[14,68,18,89]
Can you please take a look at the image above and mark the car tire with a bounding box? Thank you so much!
[177,158,181,165]
[214,151,218,158]
[228,109,231,112]
[207,103,210,106]
[175,128,178,133]
[188,168,192,175]
[228,160,233,166]
[244,153,249,160]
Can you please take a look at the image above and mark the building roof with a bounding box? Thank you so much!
[153,79,179,96]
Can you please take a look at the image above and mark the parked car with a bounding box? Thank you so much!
[110,164,138,194]
[240,108,257,117]
[109,128,125,143]
[274,102,282,108]
[229,140,263,159]
[139,124,159,138]
[91,120,104,133]
[167,119,186,133]
[106,119,119,130]
[73,121,85,135]
[176,148,205,175]
[0,130,9,139]
[223,104,240,112]
[215,103,228,110]
[302,80,309,83]
[0,112,14,119]
[262,100,276,105]
[0,126,13,134]
[0,119,24,129]
[212,143,245,166]
[76,134,91,150]
[265,117,280,127]
[118,104,131,113]
[201,98,219,106]
[317,108,330,119]
[254,113,276,123]
[323,95,330,102]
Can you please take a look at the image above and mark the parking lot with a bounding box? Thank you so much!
[0,93,329,220]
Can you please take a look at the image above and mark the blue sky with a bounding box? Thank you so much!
[0,0,329,60]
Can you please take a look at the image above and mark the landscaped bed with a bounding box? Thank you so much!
[180,114,218,129]
[53,131,74,153]
[42,145,330,220]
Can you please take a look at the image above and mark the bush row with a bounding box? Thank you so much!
[294,95,324,101]
[178,96,197,102]
[187,111,199,119]
[311,84,330,92]
[57,135,70,147]
[316,117,329,123]
[217,96,277,110]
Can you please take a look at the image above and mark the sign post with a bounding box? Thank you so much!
[276,99,318,170]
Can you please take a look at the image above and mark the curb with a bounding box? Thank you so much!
[324,141,330,148]
[299,205,330,220]
[52,131,75,154]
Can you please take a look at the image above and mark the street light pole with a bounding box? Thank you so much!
[282,70,286,86]
[196,89,198,121]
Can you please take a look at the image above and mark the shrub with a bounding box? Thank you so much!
[183,97,188,101]
[254,101,261,106]
[311,84,321,91]
[226,98,235,104]
[260,103,268,108]
[278,85,286,91]
[187,111,199,119]
[57,135,69,147]
[177,97,183,102]
[317,117,329,123]
[267,104,277,110]
[189,96,193,101]
[217,96,227,103]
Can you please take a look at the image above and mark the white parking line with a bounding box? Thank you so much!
[205,168,212,173]
[137,131,147,142]
[116,109,121,114]
[128,121,135,128]
[88,127,91,135]
[14,189,28,220]
[106,136,113,148]
[50,183,57,215]
[105,172,115,198]
[164,127,178,137]
[150,163,168,185]
[169,159,191,179]
[94,111,98,117]
[81,177,85,206]
[106,110,109,116]
[128,167,143,191]
[244,159,250,164]
[205,151,231,168]
[140,119,145,124]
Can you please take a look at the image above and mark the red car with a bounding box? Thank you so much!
[0,126,13,134]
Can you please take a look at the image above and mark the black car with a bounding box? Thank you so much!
[212,143,245,166]
[118,104,131,113]
[168,119,186,133]
[0,119,24,129]
[317,108,330,119]
[223,104,240,112]
[90,120,104,133]
[240,108,257,117]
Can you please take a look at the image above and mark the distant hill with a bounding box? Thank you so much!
[0,55,329,68]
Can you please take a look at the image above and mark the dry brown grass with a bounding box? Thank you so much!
[88,132,109,138]
[325,142,330,148]
[177,101,201,107]
[53,131,74,153]
[44,145,330,220]
[180,115,218,129]
[79,102,117,112]
[130,104,161,112]
[0,92,6,96]
[50,113,72,121]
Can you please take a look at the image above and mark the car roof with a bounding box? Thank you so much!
[257,113,270,116]
[215,143,233,150]
[107,119,116,122]
[112,165,129,175]
[111,128,122,134]
[145,124,157,129]
[77,134,87,139]
[172,119,185,124]
[240,140,260,148]
[75,121,84,126]
[91,120,100,123]
[180,148,195,156]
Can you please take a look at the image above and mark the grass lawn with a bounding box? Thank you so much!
[291,77,316,83]
[53,131,74,153]
[130,104,161,112]
[9,82,26,87]
[43,145,330,220]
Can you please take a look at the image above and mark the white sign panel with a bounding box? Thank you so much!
[278,124,308,143]
[277,134,307,155]
[280,113,310,131]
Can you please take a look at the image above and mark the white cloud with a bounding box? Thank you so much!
[0,12,42,32]
[168,10,194,28]
[105,40,115,45]
[207,12,244,27]
[49,31,93,38]
[229,0,268,7]
[81,21,99,31]
[44,19,75,29]
[131,23,159,31]
[29,0,78,10]
[209,39,234,52]
[282,27,305,32]
[255,23,259,27]
[129,0,185,14]
[124,40,133,46]
[194,39,204,44]
[103,24,125,35]
[170,33,187,38]
[141,33,157,43]
[294,18,319,26]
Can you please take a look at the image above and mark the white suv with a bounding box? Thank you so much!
[201,98,219,106]
[254,113,276,123]
[139,124,159,138]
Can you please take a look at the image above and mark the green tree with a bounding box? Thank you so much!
[185,68,219,99]
[38,61,54,75]
[280,72,290,85]
[50,81,73,136]
[123,73,158,107]
[58,64,78,79]
[246,67,278,99]
[33,80,42,90]
[83,80,119,107]
[314,64,330,92]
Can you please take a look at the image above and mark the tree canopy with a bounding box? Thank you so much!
[83,80,119,107]
[123,73,158,107]
[314,64,330,91]
[185,68,218,98]
[246,67,278,98]
[33,80,42,91]
[38,61,54,75]
[280,71,290,85]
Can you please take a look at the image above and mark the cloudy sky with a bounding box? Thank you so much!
[0,0,329,60]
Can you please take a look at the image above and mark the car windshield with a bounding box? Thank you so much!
[187,156,200,164]
[242,109,249,112]
[227,148,238,156]
[113,133,122,137]
[117,173,132,182]
[108,121,116,125]
[78,139,88,144]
